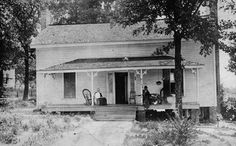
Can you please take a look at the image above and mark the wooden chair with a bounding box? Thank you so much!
[82,89,92,105]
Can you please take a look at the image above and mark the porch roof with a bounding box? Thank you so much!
[38,56,204,73]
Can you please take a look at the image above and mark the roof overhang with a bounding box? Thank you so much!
[31,38,173,49]
[38,56,204,73]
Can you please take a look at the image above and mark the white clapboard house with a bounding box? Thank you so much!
[31,23,218,121]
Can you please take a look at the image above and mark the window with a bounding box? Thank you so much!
[64,73,76,98]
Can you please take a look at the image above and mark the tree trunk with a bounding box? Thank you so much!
[211,0,220,113]
[174,32,183,119]
[0,69,4,98]
[23,46,29,100]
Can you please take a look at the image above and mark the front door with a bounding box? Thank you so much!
[115,72,128,104]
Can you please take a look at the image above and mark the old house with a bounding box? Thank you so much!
[31,23,217,121]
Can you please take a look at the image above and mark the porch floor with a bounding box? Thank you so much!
[42,104,140,121]
[42,104,141,112]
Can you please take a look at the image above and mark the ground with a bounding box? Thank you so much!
[1,101,236,146]
[52,121,132,146]
[195,122,236,146]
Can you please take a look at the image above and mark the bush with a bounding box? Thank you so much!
[143,118,196,146]
[0,112,21,144]
[0,87,9,108]
[30,119,45,132]
[63,116,71,123]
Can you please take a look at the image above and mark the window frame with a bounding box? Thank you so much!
[63,72,76,99]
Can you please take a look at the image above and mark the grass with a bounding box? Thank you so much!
[0,109,92,145]
[124,119,197,146]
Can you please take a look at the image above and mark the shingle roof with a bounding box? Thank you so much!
[32,22,172,45]
[39,56,204,73]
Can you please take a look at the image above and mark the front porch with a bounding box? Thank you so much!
[37,56,203,121]
[42,102,199,121]
[38,56,203,105]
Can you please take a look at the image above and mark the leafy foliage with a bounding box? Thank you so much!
[0,112,21,144]
[48,0,115,25]
[142,119,196,146]
[219,0,236,75]
[11,0,42,100]
[15,50,36,87]
[113,0,218,55]
[0,0,41,100]
[0,0,20,71]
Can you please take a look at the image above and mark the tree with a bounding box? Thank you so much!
[113,0,219,118]
[219,0,236,74]
[0,0,20,100]
[48,0,115,25]
[11,0,42,100]
[15,50,36,92]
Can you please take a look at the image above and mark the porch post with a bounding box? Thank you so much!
[91,72,94,106]
[196,68,199,102]
[136,69,147,105]
[140,69,143,102]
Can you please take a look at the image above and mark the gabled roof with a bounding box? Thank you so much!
[32,22,172,46]
[38,56,204,73]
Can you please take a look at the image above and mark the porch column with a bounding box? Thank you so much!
[196,68,199,102]
[91,72,94,106]
[88,71,98,106]
[136,69,147,105]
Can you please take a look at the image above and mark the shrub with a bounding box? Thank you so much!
[143,118,196,146]
[163,118,196,146]
[0,87,9,108]
[22,124,29,131]
[63,116,71,123]
[0,112,21,144]
[74,115,81,122]
[30,119,44,132]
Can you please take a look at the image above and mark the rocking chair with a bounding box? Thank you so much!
[82,89,92,105]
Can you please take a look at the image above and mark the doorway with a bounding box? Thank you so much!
[115,72,128,104]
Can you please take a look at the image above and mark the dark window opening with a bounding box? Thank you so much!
[64,73,76,98]
[200,107,210,123]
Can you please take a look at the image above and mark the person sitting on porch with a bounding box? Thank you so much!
[156,81,164,104]
[94,88,107,105]
[94,88,102,104]
[143,86,151,109]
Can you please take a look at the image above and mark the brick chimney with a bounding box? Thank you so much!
[40,8,51,30]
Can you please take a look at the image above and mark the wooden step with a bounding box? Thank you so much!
[94,105,137,121]
[94,106,137,112]
[93,114,136,121]
[95,111,136,115]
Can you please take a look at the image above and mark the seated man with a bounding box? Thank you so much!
[94,88,107,105]
[156,81,164,104]
[143,86,151,108]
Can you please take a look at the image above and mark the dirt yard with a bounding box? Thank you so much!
[1,106,236,146]
[51,121,133,146]
[195,122,236,146]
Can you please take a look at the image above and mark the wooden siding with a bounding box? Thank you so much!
[36,40,217,107]
[183,69,197,103]
[36,42,168,70]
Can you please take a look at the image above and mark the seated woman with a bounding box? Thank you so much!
[94,88,107,105]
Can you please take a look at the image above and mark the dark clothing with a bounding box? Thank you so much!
[143,89,151,108]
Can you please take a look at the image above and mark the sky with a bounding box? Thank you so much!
[218,1,236,89]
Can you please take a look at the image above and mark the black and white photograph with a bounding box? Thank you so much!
[1,0,236,145]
